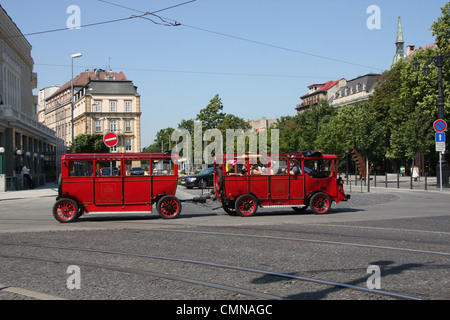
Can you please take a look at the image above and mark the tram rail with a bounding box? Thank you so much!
[0,242,425,300]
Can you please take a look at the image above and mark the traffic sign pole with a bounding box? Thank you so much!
[433,119,448,190]
[439,153,443,192]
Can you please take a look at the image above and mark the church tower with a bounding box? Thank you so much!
[392,16,406,67]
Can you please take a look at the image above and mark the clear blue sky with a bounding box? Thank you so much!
[1,0,447,148]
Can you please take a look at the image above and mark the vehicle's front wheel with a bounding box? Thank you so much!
[310,192,331,214]
[235,194,258,217]
[53,198,79,223]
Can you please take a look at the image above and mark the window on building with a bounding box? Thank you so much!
[125,120,131,132]
[94,101,102,112]
[110,101,116,112]
[125,138,132,151]
[125,101,131,112]
[110,120,117,132]
[95,120,102,132]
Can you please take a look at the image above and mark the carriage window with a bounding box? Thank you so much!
[304,159,333,178]
[68,160,94,177]
[125,160,148,176]
[152,160,174,175]
[268,159,287,175]
[96,161,120,177]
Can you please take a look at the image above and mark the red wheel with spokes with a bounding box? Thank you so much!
[235,194,258,217]
[214,168,224,195]
[53,198,79,223]
[310,192,331,214]
[157,195,182,219]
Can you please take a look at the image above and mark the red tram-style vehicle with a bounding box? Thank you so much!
[53,153,181,223]
[213,151,350,216]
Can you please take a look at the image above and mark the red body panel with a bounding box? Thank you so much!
[57,153,178,216]
[214,152,349,215]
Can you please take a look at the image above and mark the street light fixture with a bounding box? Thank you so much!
[71,53,82,144]
[413,51,449,187]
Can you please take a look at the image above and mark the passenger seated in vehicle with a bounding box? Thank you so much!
[250,164,262,175]
[289,159,301,175]
[226,160,238,175]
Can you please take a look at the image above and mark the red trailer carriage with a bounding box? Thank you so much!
[213,151,349,216]
[53,153,181,223]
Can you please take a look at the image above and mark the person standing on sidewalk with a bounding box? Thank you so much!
[21,164,35,189]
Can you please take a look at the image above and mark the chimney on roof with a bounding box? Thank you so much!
[407,45,415,56]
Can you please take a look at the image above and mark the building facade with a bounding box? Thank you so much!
[295,79,346,113]
[332,73,379,107]
[38,69,142,153]
[247,117,277,132]
[0,5,64,191]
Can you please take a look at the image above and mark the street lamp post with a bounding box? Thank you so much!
[413,52,449,187]
[71,53,82,144]
[0,147,5,174]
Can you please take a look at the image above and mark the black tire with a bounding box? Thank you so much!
[310,192,331,214]
[198,179,207,189]
[157,195,182,219]
[222,203,237,215]
[57,174,62,197]
[53,198,79,223]
[235,194,258,217]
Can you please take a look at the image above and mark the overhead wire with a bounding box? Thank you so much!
[0,0,194,40]
[34,63,336,79]
[97,0,384,71]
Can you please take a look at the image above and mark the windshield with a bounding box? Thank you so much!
[304,159,335,178]
[198,168,213,175]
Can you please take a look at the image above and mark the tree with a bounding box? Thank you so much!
[143,127,175,153]
[275,100,337,152]
[431,2,450,54]
[70,134,110,153]
[317,102,384,160]
[196,94,226,130]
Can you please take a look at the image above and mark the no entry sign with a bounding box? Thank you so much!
[103,132,118,147]
[433,119,447,133]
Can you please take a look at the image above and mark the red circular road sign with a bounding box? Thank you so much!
[103,132,118,147]
[433,119,447,133]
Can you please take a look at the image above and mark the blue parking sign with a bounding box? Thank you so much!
[435,132,446,142]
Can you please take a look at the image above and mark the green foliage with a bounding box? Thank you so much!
[317,102,384,159]
[143,127,175,153]
[70,134,110,153]
[275,100,337,152]
[431,2,450,54]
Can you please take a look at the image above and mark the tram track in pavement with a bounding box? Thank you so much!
[0,240,427,300]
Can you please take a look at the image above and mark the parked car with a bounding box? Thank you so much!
[100,167,120,176]
[130,167,144,175]
[180,167,214,189]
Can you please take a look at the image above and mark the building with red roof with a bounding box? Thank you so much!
[38,69,141,156]
[295,78,346,113]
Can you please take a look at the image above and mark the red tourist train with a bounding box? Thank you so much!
[213,151,350,216]
[53,152,181,223]
[53,151,349,222]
